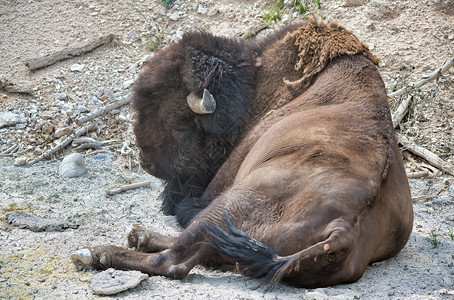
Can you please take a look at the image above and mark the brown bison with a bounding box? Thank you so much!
[71,18,413,288]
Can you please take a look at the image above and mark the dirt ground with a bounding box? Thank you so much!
[0,0,453,299]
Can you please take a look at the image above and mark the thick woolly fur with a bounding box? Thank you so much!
[123,18,413,288]
[131,30,256,219]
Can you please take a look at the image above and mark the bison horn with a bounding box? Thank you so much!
[186,89,216,114]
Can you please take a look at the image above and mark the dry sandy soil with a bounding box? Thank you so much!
[1,0,453,299]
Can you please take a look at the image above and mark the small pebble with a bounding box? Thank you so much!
[0,112,26,128]
[70,64,85,72]
[197,6,207,14]
[54,126,72,138]
[59,153,87,178]
[13,156,28,166]
[169,12,180,21]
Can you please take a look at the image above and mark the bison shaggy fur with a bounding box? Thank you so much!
[72,18,413,289]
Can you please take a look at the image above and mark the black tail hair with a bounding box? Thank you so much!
[204,210,297,289]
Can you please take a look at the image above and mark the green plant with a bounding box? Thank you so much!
[293,0,321,15]
[438,146,452,153]
[428,229,441,248]
[263,0,284,23]
[448,227,454,241]
[148,28,165,52]
[161,0,176,9]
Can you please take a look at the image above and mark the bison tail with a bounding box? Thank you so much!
[203,210,299,289]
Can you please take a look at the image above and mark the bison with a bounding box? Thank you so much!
[71,18,413,288]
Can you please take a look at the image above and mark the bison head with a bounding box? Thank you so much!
[130,31,256,215]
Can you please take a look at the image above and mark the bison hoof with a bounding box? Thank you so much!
[125,224,145,249]
[71,249,94,270]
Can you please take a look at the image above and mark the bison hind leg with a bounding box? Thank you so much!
[176,196,208,227]
[204,210,291,289]
[205,211,359,289]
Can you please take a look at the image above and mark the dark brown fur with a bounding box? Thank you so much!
[73,18,413,288]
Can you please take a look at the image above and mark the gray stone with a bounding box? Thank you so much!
[59,153,87,178]
[70,63,85,72]
[13,156,28,166]
[123,79,134,89]
[0,112,26,128]
[54,126,72,138]
[90,268,148,295]
[54,93,68,101]
[207,8,218,16]
[305,289,329,300]
[197,5,207,14]
[169,12,180,21]
[6,210,78,232]
[92,153,112,163]
[61,102,74,114]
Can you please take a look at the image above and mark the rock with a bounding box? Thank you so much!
[92,153,112,163]
[54,93,68,101]
[13,156,28,166]
[59,153,87,178]
[343,0,370,6]
[61,103,74,114]
[367,1,397,20]
[90,268,148,295]
[41,123,55,136]
[207,8,218,16]
[6,210,78,232]
[305,289,329,300]
[170,30,184,43]
[169,12,180,21]
[129,31,137,39]
[76,105,89,113]
[0,112,26,128]
[197,5,207,14]
[54,126,72,138]
[123,79,134,89]
[70,63,85,72]
[141,53,154,63]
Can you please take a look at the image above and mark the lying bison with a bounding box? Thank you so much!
[72,18,413,288]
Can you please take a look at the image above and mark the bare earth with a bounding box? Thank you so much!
[0,0,453,299]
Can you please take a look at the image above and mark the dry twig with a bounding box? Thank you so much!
[397,133,454,176]
[412,194,439,201]
[106,181,151,196]
[240,24,269,40]
[23,34,119,71]
[388,55,454,98]
[391,95,413,129]
[76,93,131,125]
[28,123,94,165]
[1,76,34,94]
[406,170,431,179]
[389,56,454,176]
[3,85,34,95]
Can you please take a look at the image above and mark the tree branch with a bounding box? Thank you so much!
[75,93,131,125]
[388,55,454,98]
[23,34,119,71]
[396,133,454,176]
[28,123,94,165]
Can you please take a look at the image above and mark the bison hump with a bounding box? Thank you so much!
[283,17,380,89]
